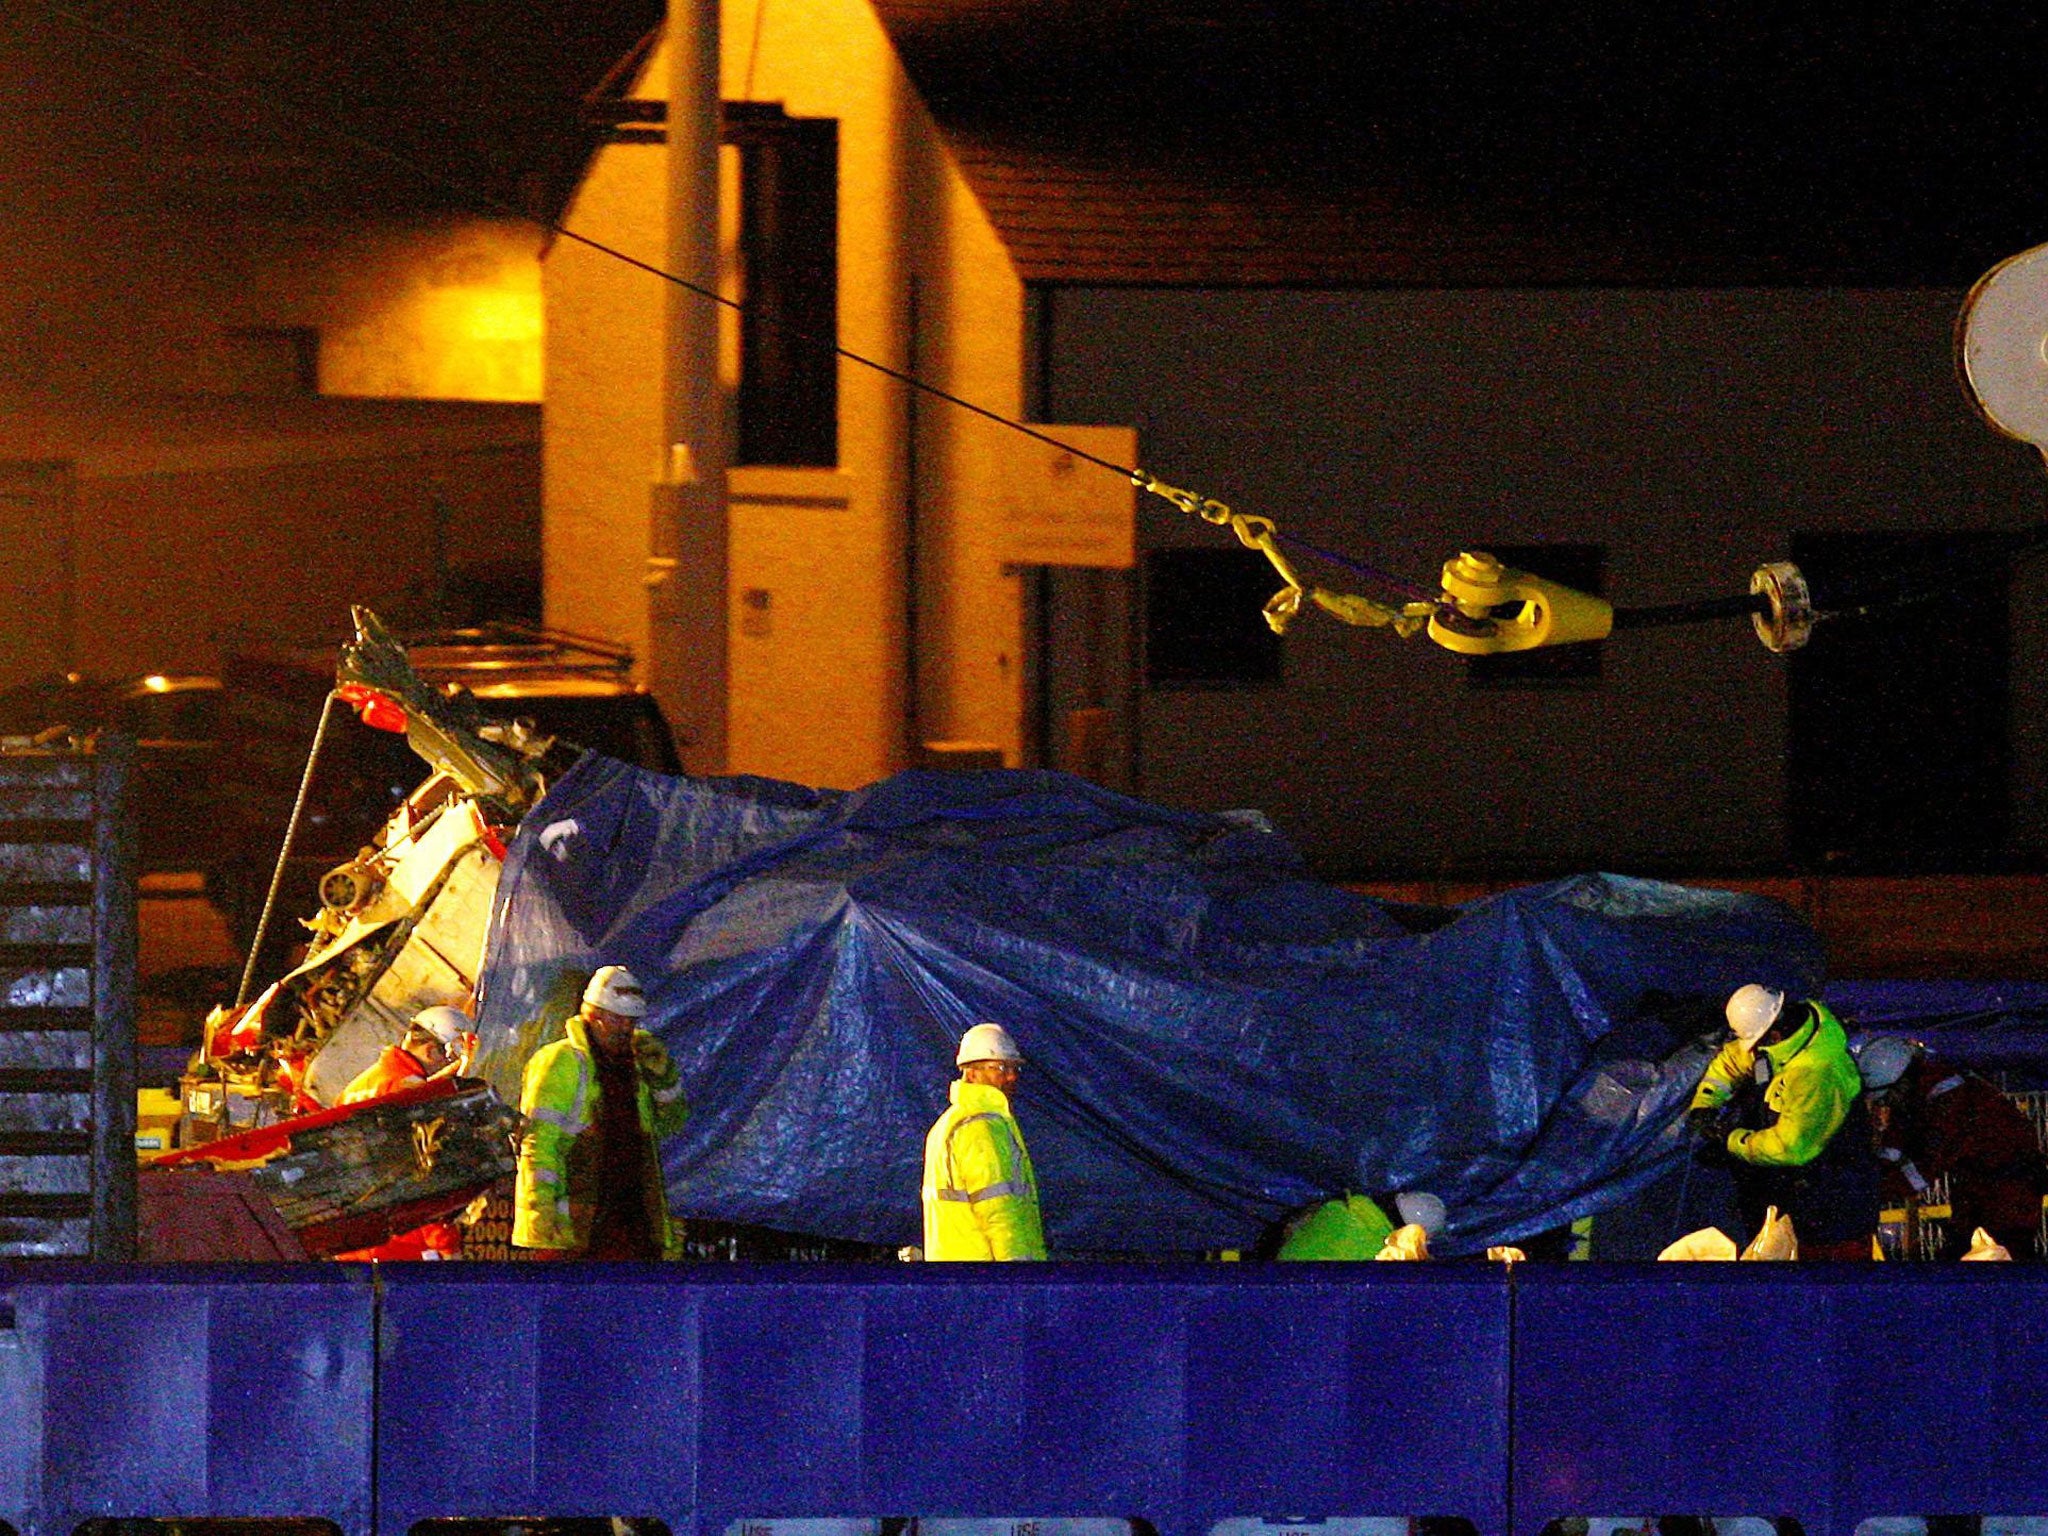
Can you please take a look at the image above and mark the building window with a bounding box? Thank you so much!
[1464,543,1606,689]
[724,104,838,467]
[1143,547,1284,689]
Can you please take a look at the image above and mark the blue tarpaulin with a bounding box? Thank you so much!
[473,756,1823,1254]
[1829,980,2048,1082]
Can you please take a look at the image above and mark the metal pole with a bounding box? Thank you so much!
[650,0,730,772]
[91,732,137,1260]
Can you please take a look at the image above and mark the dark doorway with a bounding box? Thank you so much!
[1787,530,2015,872]
[1024,565,1135,790]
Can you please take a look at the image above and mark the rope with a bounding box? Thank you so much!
[1134,472,1438,637]
[234,691,339,1007]
[1610,593,1770,631]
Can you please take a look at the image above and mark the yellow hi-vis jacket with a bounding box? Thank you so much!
[1690,1000,1861,1166]
[1276,1193,1396,1259]
[513,1013,689,1256]
[921,1080,1046,1260]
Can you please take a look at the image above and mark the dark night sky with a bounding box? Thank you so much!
[23,0,2048,283]
[19,0,663,217]
[879,0,2048,283]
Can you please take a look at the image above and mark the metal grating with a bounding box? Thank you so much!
[2015,1090,2048,1260]
[0,741,134,1258]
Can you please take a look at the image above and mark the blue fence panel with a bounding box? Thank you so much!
[697,1273,869,1520]
[1827,1269,2048,1522]
[375,1265,1511,1536]
[1182,1267,1511,1533]
[377,1263,701,1531]
[17,1261,2041,1536]
[846,1271,1184,1521]
[1512,1267,2048,1536]
[0,1263,375,1536]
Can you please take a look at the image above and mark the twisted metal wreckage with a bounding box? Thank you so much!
[148,609,1821,1260]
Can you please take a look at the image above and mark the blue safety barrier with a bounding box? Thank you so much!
[0,1263,375,1536]
[6,1264,2048,1536]
[1512,1266,2048,1536]
[374,1265,1511,1536]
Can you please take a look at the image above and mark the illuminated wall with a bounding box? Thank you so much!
[1045,286,2048,874]
[0,396,539,683]
[544,0,1033,788]
[280,219,545,404]
[0,9,545,683]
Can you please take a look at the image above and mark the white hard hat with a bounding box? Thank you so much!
[1394,1190,1447,1239]
[1854,1034,1919,1092]
[584,964,647,1019]
[409,1005,472,1048]
[956,1022,1023,1066]
[1725,984,1785,1047]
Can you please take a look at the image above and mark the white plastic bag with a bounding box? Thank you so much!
[1658,1226,1739,1261]
[1374,1222,1431,1260]
[1739,1205,1799,1261]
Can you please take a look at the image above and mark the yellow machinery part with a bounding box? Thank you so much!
[1426,550,1614,655]
[135,1087,183,1158]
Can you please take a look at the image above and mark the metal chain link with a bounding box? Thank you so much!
[1134,471,1435,638]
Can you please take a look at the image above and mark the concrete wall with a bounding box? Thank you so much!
[1042,287,2048,876]
[0,10,547,687]
[544,0,1031,788]
[0,396,539,681]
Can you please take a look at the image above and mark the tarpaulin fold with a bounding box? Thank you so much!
[475,756,1822,1254]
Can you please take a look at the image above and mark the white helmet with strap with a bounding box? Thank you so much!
[1725,984,1786,1048]
[956,1021,1023,1066]
[1854,1033,1919,1092]
[584,964,647,1018]
[409,1005,472,1047]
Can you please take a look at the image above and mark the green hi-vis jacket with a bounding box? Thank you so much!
[513,1013,690,1256]
[1276,1193,1396,1260]
[921,1079,1047,1260]
[1690,999,1862,1167]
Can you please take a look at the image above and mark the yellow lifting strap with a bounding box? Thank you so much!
[1133,471,1435,638]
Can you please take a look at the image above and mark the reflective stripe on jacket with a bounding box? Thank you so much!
[921,1079,1046,1260]
[1691,1000,1861,1167]
[512,1013,689,1256]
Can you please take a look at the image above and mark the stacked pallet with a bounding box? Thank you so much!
[0,740,134,1258]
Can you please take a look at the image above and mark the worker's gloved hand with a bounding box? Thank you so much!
[1687,1108,1735,1166]
[632,1030,674,1080]
[1685,1107,1725,1142]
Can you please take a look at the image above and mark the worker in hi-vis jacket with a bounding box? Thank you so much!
[921,1022,1046,1260]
